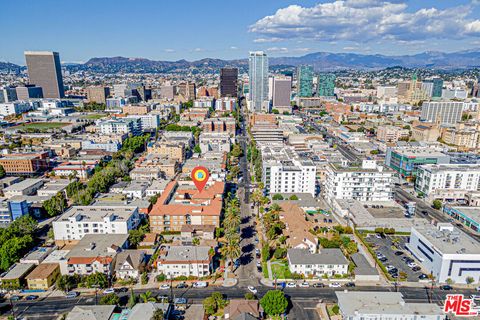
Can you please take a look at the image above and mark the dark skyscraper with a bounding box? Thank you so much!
[220,67,238,97]
[25,51,65,98]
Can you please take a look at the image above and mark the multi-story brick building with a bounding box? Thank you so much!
[0,152,49,175]
[202,117,236,136]
[149,180,224,233]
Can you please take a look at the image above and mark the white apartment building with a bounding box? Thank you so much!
[52,206,140,243]
[376,125,409,143]
[407,222,480,284]
[336,292,444,320]
[263,159,316,196]
[420,101,464,125]
[416,164,480,200]
[199,133,231,154]
[193,98,214,109]
[98,118,141,135]
[82,140,121,153]
[126,114,160,130]
[215,97,236,112]
[325,160,394,202]
[156,245,212,278]
[287,248,349,277]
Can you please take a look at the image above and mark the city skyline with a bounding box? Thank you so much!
[2,0,480,64]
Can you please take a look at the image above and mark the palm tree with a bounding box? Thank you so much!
[139,290,156,303]
[223,214,241,231]
[221,240,241,271]
[224,230,240,244]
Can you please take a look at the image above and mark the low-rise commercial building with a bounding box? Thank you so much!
[336,291,444,320]
[3,178,44,198]
[385,147,450,179]
[407,222,480,284]
[443,206,480,233]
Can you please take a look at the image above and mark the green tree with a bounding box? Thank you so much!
[262,244,271,262]
[99,293,119,305]
[203,292,227,316]
[127,289,137,308]
[289,195,299,200]
[140,290,157,303]
[151,309,164,320]
[42,191,67,217]
[0,165,5,178]
[466,276,475,285]
[272,194,284,200]
[193,145,201,154]
[260,290,288,316]
[272,109,279,114]
[370,150,379,155]
[432,200,442,210]
[245,292,256,300]
[84,272,108,288]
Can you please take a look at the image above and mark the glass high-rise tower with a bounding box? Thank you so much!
[317,73,336,97]
[248,51,269,112]
[296,65,313,97]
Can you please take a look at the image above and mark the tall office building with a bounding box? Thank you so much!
[220,68,238,98]
[248,51,269,112]
[272,76,292,112]
[178,82,196,100]
[0,86,18,103]
[296,65,313,97]
[24,51,65,98]
[317,73,336,97]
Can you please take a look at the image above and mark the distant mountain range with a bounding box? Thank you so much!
[2,49,480,73]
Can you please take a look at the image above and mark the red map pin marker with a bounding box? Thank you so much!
[191,166,209,192]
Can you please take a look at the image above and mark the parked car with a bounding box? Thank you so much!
[299,282,310,288]
[248,286,257,294]
[116,287,128,293]
[345,282,356,287]
[176,282,188,289]
[440,285,453,290]
[394,251,404,256]
[418,274,429,280]
[407,262,418,268]
[329,282,341,288]
[313,283,325,288]
[192,281,208,288]
[379,257,388,262]
[159,284,171,290]
[25,295,38,301]
[386,265,396,271]
[65,291,79,298]
[10,295,21,301]
[103,288,115,294]
[412,266,421,272]
[286,282,297,288]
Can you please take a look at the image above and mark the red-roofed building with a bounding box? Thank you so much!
[149,180,224,232]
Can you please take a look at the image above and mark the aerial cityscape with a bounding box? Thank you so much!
[2,0,480,319]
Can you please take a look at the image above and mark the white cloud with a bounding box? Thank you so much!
[193,48,204,52]
[253,37,282,43]
[249,1,480,43]
[292,47,311,53]
[266,47,289,53]
[164,49,175,53]
[230,46,238,50]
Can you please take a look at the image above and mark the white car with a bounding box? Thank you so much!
[159,284,170,290]
[286,282,296,288]
[476,286,480,292]
[248,286,257,294]
[299,282,310,288]
[407,262,418,268]
[386,265,396,271]
[192,281,208,288]
[103,288,115,294]
[329,282,341,288]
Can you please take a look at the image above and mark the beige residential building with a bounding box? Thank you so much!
[411,124,441,142]
[442,123,480,150]
[122,105,151,115]
[147,141,185,162]
[376,126,410,143]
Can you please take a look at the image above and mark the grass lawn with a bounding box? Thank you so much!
[262,262,269,278]
[15,122,69,130]
[271,262,291,279]
[82,114,105,120]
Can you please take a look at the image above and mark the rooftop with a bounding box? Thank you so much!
[1,263,35,280]
[288,248,349,265]
[66,234,128,261]
[66,305,115,320]
[3,178,44,192]
[336,291,443,316]
[158,245,211,263]
[56,206,137,223]
[25,263,59,280]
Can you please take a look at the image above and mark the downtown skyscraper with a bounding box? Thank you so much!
[317,73,336,97]
[24,51,65,98]
[296,65,313,97]
[248,51,269,112]
[220,67,238,98]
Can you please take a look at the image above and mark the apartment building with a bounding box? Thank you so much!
[215,97,236,112]
[325,160,394,202]
[442,123,480,150]
[416,164,480,200]
[261,146,316,196]
[420,101,464,125]
[156,245,212,278]
[376,125,409,143]
[149,181,223,232]
[52,160,99,179]
[202,117,236,136]
[287,248,349,277]
[147,141,185,162]
[0,153,49,175]
[122,105,151,115]
[199,133,231,154]
[65,234,128,276]
[98,118,141,135]
[52,206,140,245]
[407,222,480,284]
[411,124,441,142]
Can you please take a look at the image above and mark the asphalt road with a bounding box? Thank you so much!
[6,285,477,319]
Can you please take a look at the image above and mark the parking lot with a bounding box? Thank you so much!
[365,234,427,282]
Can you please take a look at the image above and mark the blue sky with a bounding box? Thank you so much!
[1,0,480,64]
